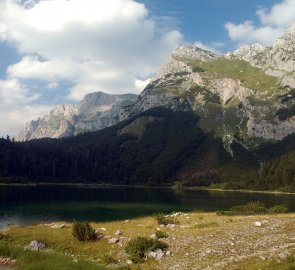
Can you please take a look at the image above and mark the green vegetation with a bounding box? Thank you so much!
[155,213,178,225]
[217,201,288,216]
[155,230,169,239]
[2,107,295,191]
[72,221,96,242]
[0,240,105,270]
[187,57,280,94]
[118,116,155,138]
[1,212,295,269]
[125,236,168,263]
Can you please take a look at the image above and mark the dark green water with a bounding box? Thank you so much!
[0,185,295,229]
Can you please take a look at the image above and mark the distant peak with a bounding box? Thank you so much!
[172,45,218,62]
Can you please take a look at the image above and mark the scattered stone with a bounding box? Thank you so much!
[73,259,78,263]
[51,223,66,229]
[166,224,176,229]
[99,227,107,231]
[254,221,262,227]
[166,250,172,256]
[103,235,112,239]
[126,260,132,264]
[0,257,16,266]
[148,249,165,260]
[115,230,122,236]
[118,237,128,244]
[150,233,157,240]
[108,238,119,244]
[25,240,46,251]
[124,220,130,223]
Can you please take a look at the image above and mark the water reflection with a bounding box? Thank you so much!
[0,185,294,229]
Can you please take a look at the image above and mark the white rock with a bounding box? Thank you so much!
[148,249,165,260]
[115,230,122,236]
[166,224,176,229]
[254,221,262,227]
[25,240,46,251]
[108,238,119,244]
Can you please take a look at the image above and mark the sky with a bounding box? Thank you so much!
[1,0,295,137]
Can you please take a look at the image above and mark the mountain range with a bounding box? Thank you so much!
[2,23,295,191]
[17,23,295,153]
[16,92,137,141]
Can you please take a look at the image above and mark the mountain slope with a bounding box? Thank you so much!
[121,23,295,153]
[2,107,295,190]
[16,92,137,141]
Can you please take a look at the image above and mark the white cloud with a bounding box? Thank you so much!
[0,78,47,137]
[193,41,221,54]
[225,0,295,46]
[0,78,40,106]
[47,82,59,89]
[0,104,53,137]
[134,78,151,91]
[1,0,183,100]
[257,0,295,27]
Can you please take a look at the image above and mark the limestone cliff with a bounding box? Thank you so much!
[121,23,295,151]
[16,92,137,141]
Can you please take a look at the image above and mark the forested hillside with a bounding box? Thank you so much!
[2,107,295,191]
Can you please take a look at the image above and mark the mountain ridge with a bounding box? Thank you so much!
[16,92,138,141]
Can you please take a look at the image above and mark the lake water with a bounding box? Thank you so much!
[0,185,295,230]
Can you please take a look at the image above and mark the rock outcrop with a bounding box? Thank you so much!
[16,92,137,141]
[120,23,295,150]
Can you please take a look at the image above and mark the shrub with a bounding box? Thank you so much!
[268,205,288,214]
[125,237,168,263]
[230,201,267,215]
[101,254,118,265]
[72,221,96,242]
[155,230,168,239]
[155,213,178,226]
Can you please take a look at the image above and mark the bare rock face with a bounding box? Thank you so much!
[121,23,295,151]
[16,92,137,141]
[232,23,295,75]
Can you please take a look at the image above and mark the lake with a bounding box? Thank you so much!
[0,185,295,230]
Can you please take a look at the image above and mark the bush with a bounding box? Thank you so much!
[155,213,178,226]
[72,221,96,242]
[217,201,289,216]
[125,236,168,263]
[268,205,288,214]
[101,254,118,265]
[230,201,267,215]
[155,230,168,239]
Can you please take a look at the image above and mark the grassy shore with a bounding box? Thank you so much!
[1,211,295,270]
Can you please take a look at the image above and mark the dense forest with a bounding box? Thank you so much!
[1,107,295,191]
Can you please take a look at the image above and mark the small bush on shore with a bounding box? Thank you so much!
[155,230,169,239]
[268,204,288,214]
[217,201,288,215]
[125,236,168,263]
[155,213,178,225]
[72,221,96,242]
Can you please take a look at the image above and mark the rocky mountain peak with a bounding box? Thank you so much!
[16,92,138,141]
[172,45,219,61]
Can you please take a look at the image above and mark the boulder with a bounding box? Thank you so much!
[150,233,157,240]
[254,221,262,227]
[166,224,176,229]
[108,238,119,244]
[115,230,122,236]
[25,240,46,251]
[148,249,165,260]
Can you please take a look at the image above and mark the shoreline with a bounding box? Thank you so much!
[0,181,294,195]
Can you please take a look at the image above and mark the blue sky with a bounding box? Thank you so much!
[0,0,295,136]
